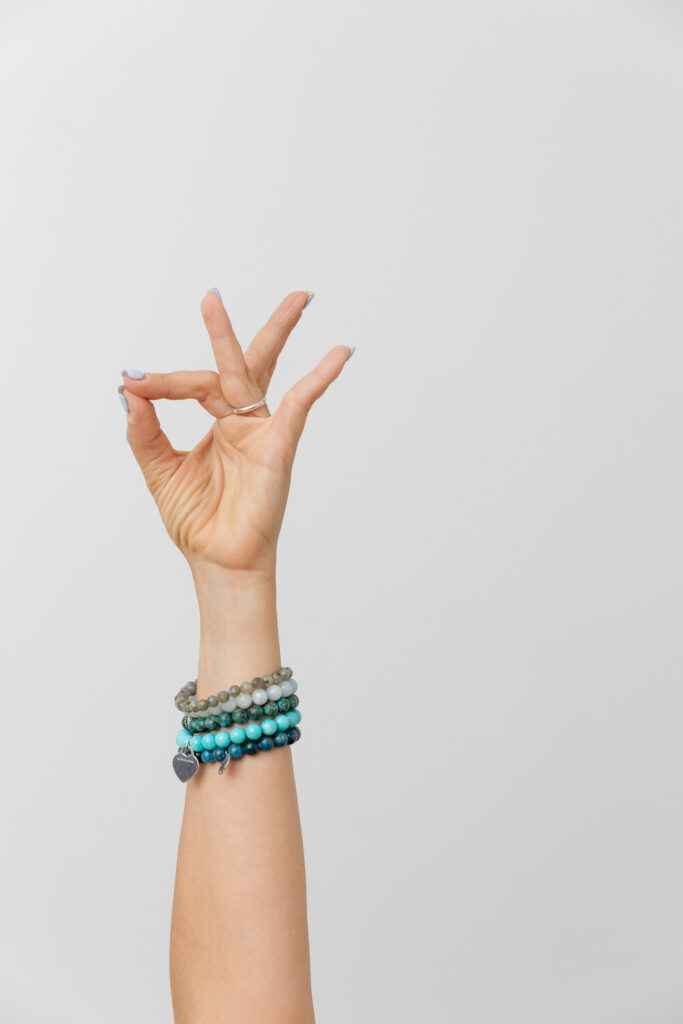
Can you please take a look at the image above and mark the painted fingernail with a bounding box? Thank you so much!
[303,291,315,309]
[207,287,222,301]
[347,346,355,360]
[117,386,130,414]
[122,368,145,379]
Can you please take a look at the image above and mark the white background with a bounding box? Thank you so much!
[1,1,682,1021]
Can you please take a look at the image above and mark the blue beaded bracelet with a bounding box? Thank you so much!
[172,725,301,781]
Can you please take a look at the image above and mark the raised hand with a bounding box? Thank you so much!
[119,289,353,577]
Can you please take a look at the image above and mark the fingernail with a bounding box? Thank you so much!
[122,368,146,379]
[207,287,222,301]
[117,386,129,414]
[303,291,315,309]
[347,346,355,360]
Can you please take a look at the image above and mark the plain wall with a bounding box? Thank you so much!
[1,1,682,1021]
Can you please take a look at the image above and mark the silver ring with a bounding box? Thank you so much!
[230,396,268,415]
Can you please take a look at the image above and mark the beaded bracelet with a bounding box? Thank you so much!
[176,709,302,752]
[173,724,301,781]
[175,667,295,714]
[184,678,298,719]
[181,693,299,733]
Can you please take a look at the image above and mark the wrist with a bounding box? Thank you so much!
[191,562,277,611]
[190,562,281,697]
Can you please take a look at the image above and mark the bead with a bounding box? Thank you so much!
[201,750,213,763]
[275,714,290,732]
[245,722,262,741]
[261,719,277,736]
[217,691,228,703]
[175,729,192,747]
[232,709,247,725]
[243,741,258,756]
[277,697,291,712]
[182,716,192,730]
[286,728,298,744]
[264,702,279,717]
[197,700,209,711]
[289,694,299,709]
[214,748,227,761]
[267,684,283,701]
[287,709,302,727]
[215,731,230,748]
[248,705,264,721]
[289,678,298,693]
[258,736,274,751]
[207,696,218,707]
[223,697,237,713]
[273,732,288,747]
[271,670,282,683]
[219,713,232,727]
[281,666,292,679]
[262,674,274,685]
[229,727,246,744]
[228,743,243,759]
[240,680,254,694]
[201,733,216,751]
[236,693,252,709]
[252,689,268,706]
[280,681,294,698]
[190,735,204,752]
[291,726,301,742]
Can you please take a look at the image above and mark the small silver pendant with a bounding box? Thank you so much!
[218,754,231,775]
[173,748,199,782]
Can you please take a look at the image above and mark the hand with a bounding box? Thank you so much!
[120,290,353,581]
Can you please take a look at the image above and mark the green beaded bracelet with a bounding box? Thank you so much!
[181,693,300,733]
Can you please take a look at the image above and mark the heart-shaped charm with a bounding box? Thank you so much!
[173,749,199,783]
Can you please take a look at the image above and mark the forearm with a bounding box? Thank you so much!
[170,567,314,1024]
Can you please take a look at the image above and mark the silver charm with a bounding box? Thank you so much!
[173,747,199,782]
[218,754,231,775]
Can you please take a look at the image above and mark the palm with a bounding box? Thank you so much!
[161,418,287,570]
[121,290,351,573]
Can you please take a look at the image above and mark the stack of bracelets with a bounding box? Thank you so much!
[171,666,302,782]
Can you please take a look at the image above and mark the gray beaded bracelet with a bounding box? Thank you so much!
[175,667,295,716]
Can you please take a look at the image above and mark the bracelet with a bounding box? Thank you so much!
[181,693,299,733]
[171,667,302,783]
[174,667,295,714]
[176,709,302,752]
[172,724,301,781]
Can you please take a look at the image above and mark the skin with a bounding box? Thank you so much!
[120,289,352,1024]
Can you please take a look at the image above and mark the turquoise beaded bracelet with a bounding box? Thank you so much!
[173,718,302,781]
[176,709,302,752]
